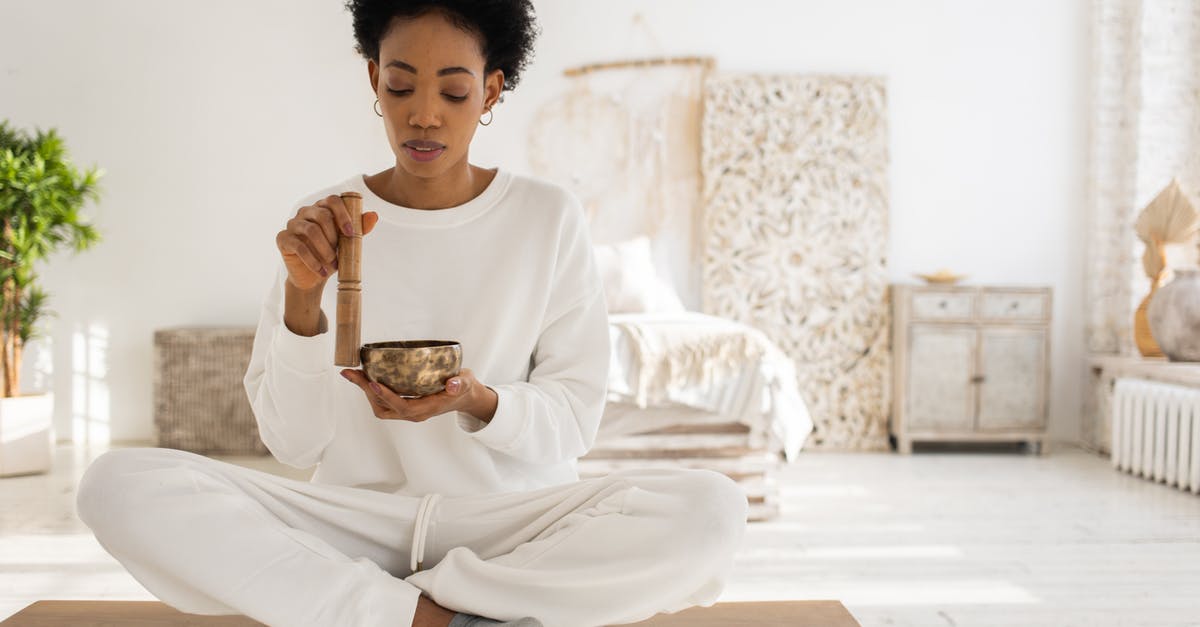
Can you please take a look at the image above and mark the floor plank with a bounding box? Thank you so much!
[1,441,1198,626]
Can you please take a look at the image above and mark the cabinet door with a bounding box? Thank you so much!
[977,327,1047,430]
[907,325,976,432]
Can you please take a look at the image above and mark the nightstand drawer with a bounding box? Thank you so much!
[980,291,1049,321]
[910,291,974,321]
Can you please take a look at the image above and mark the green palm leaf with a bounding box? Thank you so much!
[0,120,103,396]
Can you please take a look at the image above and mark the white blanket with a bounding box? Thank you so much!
[606,312,814,462]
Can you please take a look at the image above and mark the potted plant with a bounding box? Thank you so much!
[0,121,101,476]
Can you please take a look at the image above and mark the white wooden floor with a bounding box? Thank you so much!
[2,441,1198,626]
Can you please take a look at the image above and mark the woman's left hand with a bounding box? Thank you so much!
[339,367,497,423]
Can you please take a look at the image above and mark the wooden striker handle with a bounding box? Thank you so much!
[335,192,363,366]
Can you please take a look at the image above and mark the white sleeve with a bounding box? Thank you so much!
[456,202,610,464]
[242,261,337,469]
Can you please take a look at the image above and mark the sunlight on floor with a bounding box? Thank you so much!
[0,533,115,565]
[722,578,1040,605]
[736,544,965,559]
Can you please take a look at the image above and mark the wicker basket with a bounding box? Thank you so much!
[153,327,267,455]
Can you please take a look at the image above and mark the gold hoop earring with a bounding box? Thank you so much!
[373,99,383,117]
[479,108,493,126]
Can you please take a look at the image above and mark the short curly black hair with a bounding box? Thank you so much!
[345,0,539,93]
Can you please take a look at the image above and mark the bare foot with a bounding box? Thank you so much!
[411,594,456,627]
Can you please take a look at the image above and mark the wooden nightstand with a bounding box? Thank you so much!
[890,284,1052,454]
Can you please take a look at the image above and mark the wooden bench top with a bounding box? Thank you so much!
[2,600,861,626]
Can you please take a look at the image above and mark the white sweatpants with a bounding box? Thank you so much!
[75,447,748,627]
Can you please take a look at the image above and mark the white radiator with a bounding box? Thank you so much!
[1111,378,1200,494]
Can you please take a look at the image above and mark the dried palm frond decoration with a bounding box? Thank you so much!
[1133,178,1200,357]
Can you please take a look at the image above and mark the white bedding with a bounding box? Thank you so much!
[603,312,814,462]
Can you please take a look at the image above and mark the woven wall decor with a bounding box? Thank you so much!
[700,73,891,451]
[528,64,708,308]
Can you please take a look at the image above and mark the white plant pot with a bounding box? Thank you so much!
[0,393,55,477]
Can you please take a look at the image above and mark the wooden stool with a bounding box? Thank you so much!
[2,600,860,626]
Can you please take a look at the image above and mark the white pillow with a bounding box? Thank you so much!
[592,237,686,314]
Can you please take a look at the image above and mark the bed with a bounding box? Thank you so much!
[576,238,814,521]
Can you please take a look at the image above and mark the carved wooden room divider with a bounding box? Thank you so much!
[700,73,891,450]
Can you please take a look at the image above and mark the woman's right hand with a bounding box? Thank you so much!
[275,194,379,291]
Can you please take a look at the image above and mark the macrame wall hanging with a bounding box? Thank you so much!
[700,73,892,451]
[528,16,710,307]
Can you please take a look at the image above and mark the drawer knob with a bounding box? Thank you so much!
[939,301,948,309]
[1010,301,1019,310]
[971,375,986,384]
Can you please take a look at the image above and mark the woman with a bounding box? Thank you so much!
[75,2,747,626]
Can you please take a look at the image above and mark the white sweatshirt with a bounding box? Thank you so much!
[243,169,610,497]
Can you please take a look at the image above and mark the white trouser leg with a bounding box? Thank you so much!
[407,466,749,627]
[75,447,424,626]
[77,447,748,627]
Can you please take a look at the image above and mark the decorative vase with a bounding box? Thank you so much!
[1147,268,1200,362]
[1135,274,1165,358]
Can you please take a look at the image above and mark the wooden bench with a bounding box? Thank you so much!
[2,600,860,626]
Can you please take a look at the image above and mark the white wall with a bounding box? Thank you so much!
[0,0,1089,445]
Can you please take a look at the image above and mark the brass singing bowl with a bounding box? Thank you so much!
[359,340,462,397]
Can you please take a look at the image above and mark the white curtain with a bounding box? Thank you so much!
[1086,0,1200,355]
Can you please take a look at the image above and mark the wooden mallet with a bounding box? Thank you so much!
[335,192,363,367]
